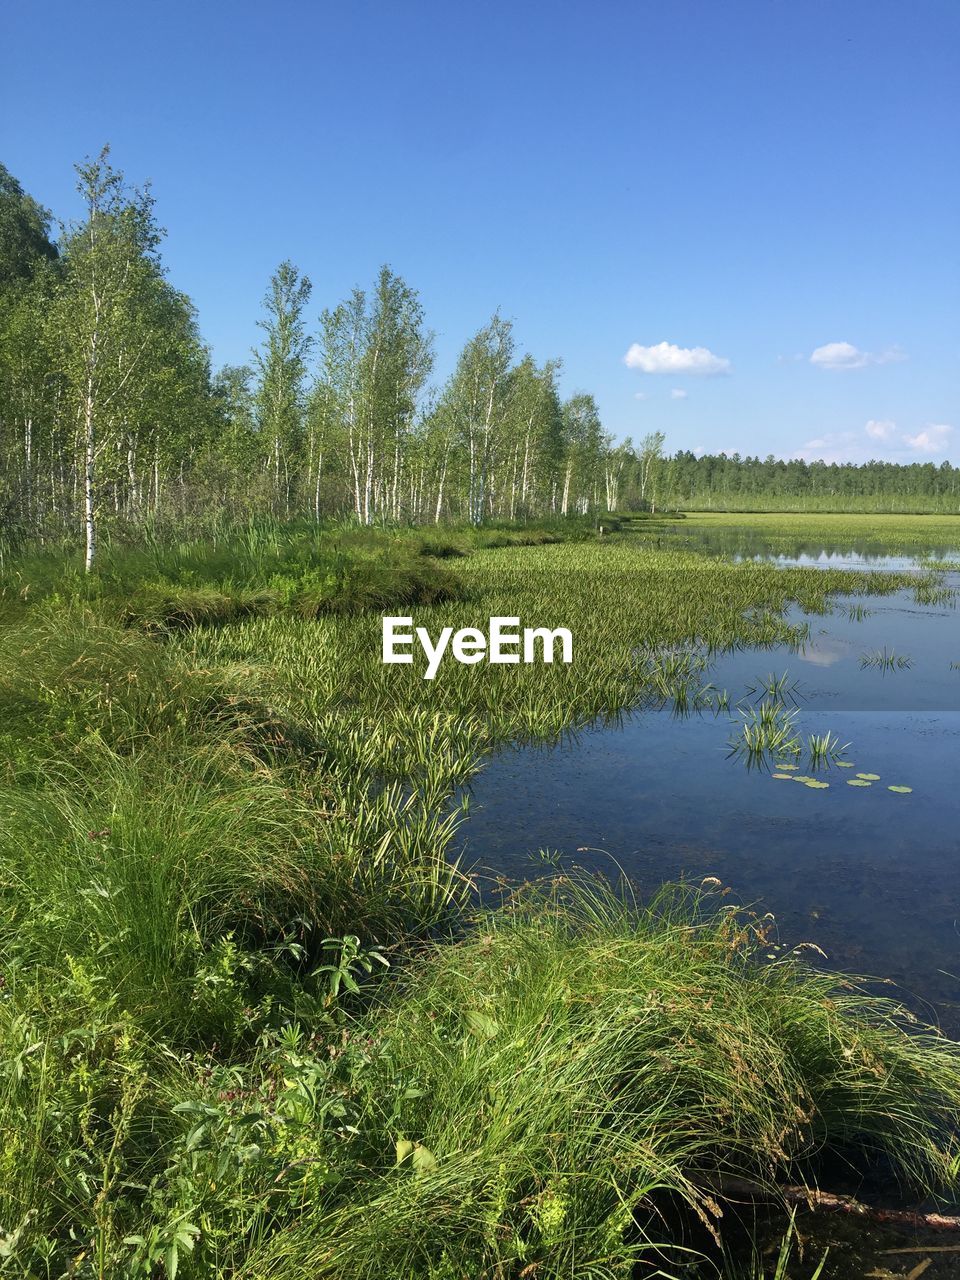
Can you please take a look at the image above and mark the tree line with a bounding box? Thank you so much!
[662,451,960,511]
[1,150,658,568]
[2,151,957,570]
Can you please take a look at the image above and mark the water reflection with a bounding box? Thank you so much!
[461,533,960,1028]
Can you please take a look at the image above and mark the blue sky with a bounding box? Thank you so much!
[4,0,958,462]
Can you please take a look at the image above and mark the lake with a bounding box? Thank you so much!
[462,527,960,1027]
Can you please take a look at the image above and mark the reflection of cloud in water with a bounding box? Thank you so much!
[798,637,850,667]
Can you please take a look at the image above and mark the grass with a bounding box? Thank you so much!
[722,1214,827,1280]
[806,731,849,765]
[233,879,960,1279]
[639,510,960,555]
[860,647,914,672]
[6,879,955,1279]
[0,513,958,1276]
[728,700,802,759]
[743,672,805,705]
[0,515,604,631]
[668,495,960,516]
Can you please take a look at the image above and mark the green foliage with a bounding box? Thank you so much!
[0,520,957,1276]
[241,878,960,1279]
[0,161,58,286]
[664,451,960,514]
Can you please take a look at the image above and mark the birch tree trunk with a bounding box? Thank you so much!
[83,375,96,572]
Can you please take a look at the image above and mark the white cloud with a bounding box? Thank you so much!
[633,391,647,401]
[798,431,863,463]
[809,341,906,371]
[865,419,896,440]
[624,341,731,376]
[794,420,956,463]
[692,446,705,458]
[903,424,954,453]
[670,388,688,400]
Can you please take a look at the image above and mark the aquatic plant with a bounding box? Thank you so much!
[744,670,805,705]
[860,647,913,672]
[728,700,802,759]
[841,602,871,622]
[0,518,954,1276]
[807,731,850,764]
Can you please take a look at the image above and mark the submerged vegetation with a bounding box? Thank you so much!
[0,513,958,1276]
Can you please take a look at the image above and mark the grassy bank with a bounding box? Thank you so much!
[672,497,960,516]
[0,516,958,1277]
[0,516,605,630]
[642,511,960,554]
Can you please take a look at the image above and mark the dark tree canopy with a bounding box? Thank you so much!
[0,162,58,287]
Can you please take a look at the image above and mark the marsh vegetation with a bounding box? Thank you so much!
[0,512,959,1277]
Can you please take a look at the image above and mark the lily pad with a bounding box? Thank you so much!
[856,773,880,781]
[847,779,872,787]
[887,785,913,794]
[772,773,794,780]
[804,779,830,789]
[775,763,799,771]
[835,762,856,769]
[792,775,816,783]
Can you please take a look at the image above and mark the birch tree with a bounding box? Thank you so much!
[253,261,312,517]
[54,147,162,570]
[443,314,514,525]
[638,430,665,510]
[560,393,605,515]
[314,268,431,524]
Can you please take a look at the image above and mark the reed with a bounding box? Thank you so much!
[0,516,957,1276]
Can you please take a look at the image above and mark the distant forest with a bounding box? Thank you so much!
[2,151,957,566]
[663,451,960,513]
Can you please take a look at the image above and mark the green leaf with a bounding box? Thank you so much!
[395,1138,414,1165]
[464,1009,499,1038]
[412,1143,438,1173]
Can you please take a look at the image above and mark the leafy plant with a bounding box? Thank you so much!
[311,935,391,1002]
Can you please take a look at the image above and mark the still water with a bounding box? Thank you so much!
[462,531,960,1025]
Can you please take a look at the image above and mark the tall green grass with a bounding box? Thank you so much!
[236,879,960,1279]
[0,517,958,1276]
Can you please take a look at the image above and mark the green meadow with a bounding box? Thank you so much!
[1,514,959,1278]
[656,510,960,552]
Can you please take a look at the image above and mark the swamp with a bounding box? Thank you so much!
[1,511,959,1279]
[2,20,959,1267]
